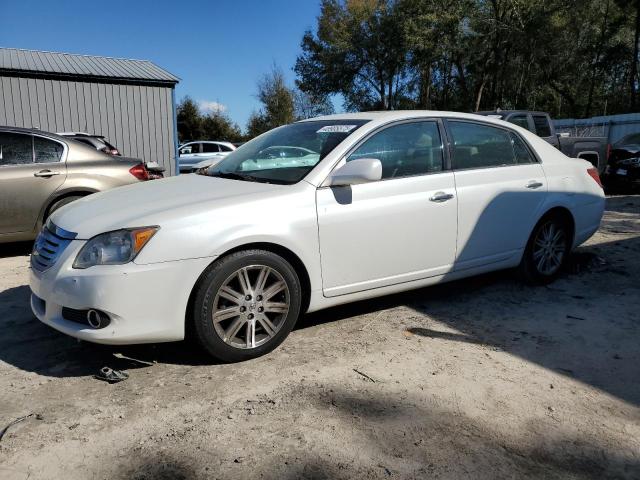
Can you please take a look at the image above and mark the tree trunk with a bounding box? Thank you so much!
[586,0,610,117]
[475,78,487,112]
[631,0,640,109]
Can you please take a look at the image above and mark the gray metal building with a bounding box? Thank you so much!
[0,48,180,175]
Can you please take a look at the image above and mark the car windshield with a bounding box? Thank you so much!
[204,120,369,184]
[617,133,640,146]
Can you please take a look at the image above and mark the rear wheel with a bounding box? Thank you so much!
[192,250,302,362]
[46,195,83,219]
[519,214,571,285]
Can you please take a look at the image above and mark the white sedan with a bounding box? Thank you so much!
[178,141,236,173]
[29,112,605,362]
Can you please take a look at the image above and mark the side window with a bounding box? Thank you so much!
[508,115,530,131]
[202,143,220,153]
[448,121,516,169]
[346,121,443,179]
[510,132,535,164]
[179,144,198,155]
[34,136,64,163]
[219,144,233,152]
[532,115,552,137]
[0,132,33,166]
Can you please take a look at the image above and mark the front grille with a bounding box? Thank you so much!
[30,222,77,272]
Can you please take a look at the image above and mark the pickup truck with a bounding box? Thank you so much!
[477,110,608,172]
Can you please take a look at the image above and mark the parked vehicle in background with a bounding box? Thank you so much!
[58,131,165,179]
[477,110,608,172]
[29,112,604,362]
[178,141,236,173]
[0,126,152,243]
[603,132,640,191]
[57,132,121,156]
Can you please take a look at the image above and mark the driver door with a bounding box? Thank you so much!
[316,120,458,297]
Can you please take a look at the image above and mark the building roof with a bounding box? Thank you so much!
[0,48,179,85]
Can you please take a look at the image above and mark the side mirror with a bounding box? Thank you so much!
[328,158,382,186]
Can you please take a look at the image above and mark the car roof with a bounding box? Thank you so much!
[476,110,549,117]
[302,110,521,124]
[57,131,105,138]
[0,125,70,142]
[181,140,236,148]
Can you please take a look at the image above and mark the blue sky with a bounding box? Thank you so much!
[1,0,323,128]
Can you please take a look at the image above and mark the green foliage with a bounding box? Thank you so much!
[295,0,640,118]
[176,96,203,143]
[176,96,242,143]
[247,65,297,138]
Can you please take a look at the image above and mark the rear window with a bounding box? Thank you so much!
[508,115,530,131]
[34,136,64,163]
[532,115,552,137]
[202,143,220,153]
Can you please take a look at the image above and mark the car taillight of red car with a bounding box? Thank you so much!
[129,163,150,181]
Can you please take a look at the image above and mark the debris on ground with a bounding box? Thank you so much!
[94,367,129,383]
[113,352,155,366]
[0,413,42,441]
[353,368,376,383]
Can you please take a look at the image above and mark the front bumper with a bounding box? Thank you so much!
[29,240,215,345]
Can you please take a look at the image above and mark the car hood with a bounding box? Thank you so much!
[51,174,291,239]
[179,153,227,168]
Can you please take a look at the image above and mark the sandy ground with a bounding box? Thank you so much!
[0,196,639,480]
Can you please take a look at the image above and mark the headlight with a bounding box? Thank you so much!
[73,227,159,269]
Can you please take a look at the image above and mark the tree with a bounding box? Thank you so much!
[295,0,640,118]
[295,0,411,111]
[245,65,296,138]
[201,111,243,142]
[293,90,335,119]
[176,96,203,143]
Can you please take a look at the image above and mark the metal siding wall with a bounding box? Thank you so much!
[0,75,176,174]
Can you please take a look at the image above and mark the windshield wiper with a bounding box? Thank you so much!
[210,171,264,182]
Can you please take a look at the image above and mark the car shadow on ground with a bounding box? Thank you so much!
[0,241,32,259]
[113,384,640,479]
[301,234,640,407]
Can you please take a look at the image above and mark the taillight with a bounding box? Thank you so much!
[587,167,603,188]
[129,163,149,181]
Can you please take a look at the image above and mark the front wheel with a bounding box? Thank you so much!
[192,250,302,362]
[519,214,571,285]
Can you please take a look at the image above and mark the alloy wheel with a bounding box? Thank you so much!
[211,265,290,349]
[532,221,566,276]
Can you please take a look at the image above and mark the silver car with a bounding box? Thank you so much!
[178,141,236,173]
[0,126,150,243]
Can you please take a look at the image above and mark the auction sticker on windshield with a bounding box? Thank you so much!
[317,125,358,133]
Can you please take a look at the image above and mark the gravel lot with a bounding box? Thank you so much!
[0,196,639,480]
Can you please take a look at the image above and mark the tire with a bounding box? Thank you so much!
[518,213,572,285]
[192,249,302,362]
[46,195,83,219]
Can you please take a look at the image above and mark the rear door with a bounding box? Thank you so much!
[445,120,547,269]
[0,132,67,234]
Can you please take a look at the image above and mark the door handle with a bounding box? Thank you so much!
[34,170,61,178]
[526,181,543,189]
[429,191,454,202]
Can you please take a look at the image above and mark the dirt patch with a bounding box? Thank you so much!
[0,196,639,479]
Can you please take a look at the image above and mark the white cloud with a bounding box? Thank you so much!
[198,100,227,114]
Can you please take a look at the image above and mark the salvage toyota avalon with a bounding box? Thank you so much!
[29,111,605,362]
